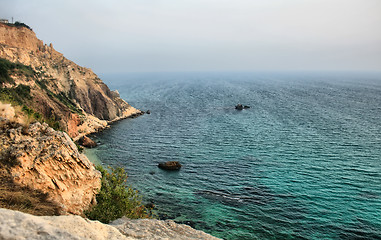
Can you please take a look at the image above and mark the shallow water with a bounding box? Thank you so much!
[87,72,381,240]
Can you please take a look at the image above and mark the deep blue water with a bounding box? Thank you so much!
[87,72,381,240]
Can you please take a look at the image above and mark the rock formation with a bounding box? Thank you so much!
[78,135,97,148]
[0,208,221,240]
[0,22,142,140]
[158,161,182,170]
[0,117,101,215]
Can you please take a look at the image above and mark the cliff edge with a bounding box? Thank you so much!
[0,22,142,139]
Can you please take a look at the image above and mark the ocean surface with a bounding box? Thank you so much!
[86,72,381,240]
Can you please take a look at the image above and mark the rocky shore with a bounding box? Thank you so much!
[0,208,221,240]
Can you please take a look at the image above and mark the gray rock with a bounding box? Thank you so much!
[111,217,221,240]
[0,208,221,240]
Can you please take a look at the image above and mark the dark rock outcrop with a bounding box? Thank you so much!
[235,104,244,110]
[158,161,182,170]
[235,104,250,110]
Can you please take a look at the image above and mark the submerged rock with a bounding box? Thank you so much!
[158,161,182,170]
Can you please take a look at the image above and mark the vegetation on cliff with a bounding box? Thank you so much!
[0,22,145,219]
[4,21,33,31]
[0,58,62,129]
[85,166,152,223]
[0,58,34,85]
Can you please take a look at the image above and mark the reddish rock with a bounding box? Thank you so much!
[78,136,97,148]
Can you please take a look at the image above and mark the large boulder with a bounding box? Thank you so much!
[158,161,182,170]
[78,135,97,148]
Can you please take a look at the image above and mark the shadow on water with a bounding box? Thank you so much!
[337,219,381,240]
[194,185,274,207]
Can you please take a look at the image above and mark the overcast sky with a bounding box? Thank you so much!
[2,0,381,73]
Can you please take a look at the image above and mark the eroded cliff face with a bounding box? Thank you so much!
[0,23,142,139]
[0,117,101,215]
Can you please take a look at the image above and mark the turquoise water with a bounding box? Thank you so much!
[87,72,381,240]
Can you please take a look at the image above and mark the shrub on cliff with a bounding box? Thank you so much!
[12,21,32,30]
[0,58,34,85]
[85,166,151,223]
[0,58,14,84]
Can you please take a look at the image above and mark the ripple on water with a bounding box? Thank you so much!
[89,72,381,240]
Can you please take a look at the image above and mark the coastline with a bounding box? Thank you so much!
[73,106,144,142]
[0,22,223,240]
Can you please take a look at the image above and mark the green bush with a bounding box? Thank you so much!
[0,84,31,105]
[0,58,15,84]
[85,166,151,223]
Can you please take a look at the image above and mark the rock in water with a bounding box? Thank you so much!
[235,104,243,110]
[158,161,182,170]
[78,135,97,148]
[235,104,250,110]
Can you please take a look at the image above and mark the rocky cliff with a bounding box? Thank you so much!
[0,22,141,139]
[0,114,101,215]
[0,208,221,240]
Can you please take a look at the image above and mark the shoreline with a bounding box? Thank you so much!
[73,107,144,142]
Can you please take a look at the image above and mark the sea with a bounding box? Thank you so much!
[85,72,381,240]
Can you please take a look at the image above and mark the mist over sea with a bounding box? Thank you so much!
[86,72,381,240]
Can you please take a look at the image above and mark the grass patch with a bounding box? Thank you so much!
[0,84,32,106]
[85,166,152,223]
[0,84,61,130]
[75,142,84,152]
[22,105,61,131]
[0,163,59,216]
[0,58,35,84]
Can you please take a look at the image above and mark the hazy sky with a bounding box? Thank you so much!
[2,0,381,73]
